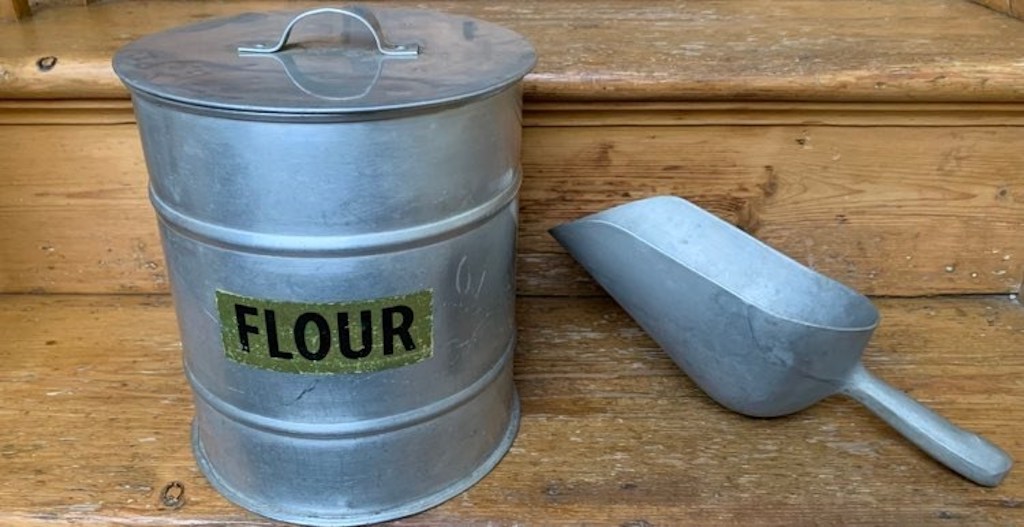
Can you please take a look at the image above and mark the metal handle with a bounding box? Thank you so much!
[842,363,1013,487]
[238,6,419,56]
[254,53,387,101]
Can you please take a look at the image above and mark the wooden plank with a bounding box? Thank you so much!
[0,0,30,21]
[0,293,1021,525]
[0,124,163,294]
[970,0,1024,20]
[11,100,1024,127]
[3,0,1024,103]
[522,102,1024,128]
[519,125,1024,297]
[2,123,1024,297]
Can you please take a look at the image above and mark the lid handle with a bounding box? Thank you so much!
[252,53,388,101]
[237,6,420,56]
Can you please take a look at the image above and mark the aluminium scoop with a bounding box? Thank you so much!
[551,195,1012,487]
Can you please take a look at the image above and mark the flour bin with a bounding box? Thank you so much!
[113,6,535,525]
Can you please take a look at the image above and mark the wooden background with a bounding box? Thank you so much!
[2,294,1023,525]
[4,1,1024,103]
[3,103,1024,297]
[2,1,1024,525]
[971,0,1024,20]
[4,1,1024,299]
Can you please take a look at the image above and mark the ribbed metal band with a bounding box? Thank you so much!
[150,171,520,256]
[192,394,520,526]
[185,337,515,439]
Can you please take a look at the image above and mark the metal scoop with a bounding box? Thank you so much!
[550,195,1012,486]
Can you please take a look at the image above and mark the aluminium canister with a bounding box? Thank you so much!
[112,6,535,525]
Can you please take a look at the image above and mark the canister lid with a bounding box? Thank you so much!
[112,6,536,114]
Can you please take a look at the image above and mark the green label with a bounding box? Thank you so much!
[215,289,433,374]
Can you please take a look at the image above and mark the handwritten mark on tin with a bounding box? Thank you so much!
[456,256,487,299]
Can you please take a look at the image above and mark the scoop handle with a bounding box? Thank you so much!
[841,362,1012,487]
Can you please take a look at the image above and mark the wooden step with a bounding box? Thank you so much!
[3,107,1024,297]
[1,293,1022,526]
[4,1,1024,299]
[3,0,1024,103]
[3,2,1024,525]
[971,0,1024,20]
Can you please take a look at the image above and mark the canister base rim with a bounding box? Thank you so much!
[191,393,520,527]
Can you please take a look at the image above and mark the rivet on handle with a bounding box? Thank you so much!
[238,6,420,57]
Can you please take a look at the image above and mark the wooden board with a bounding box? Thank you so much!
[971,0,1024,20]
[3,0,1024,103]
[3,119,1024,297]
[519,124,1024,297]
[12,100,1024,127]
[0,0,30,21]
[0,293,1021,526]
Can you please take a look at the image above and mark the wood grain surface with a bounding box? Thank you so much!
[0,293,1021,526]
[3,0,1024,103]
[3,118,1023,297]
[971,0,1024,20]
[0,0,30,21]
[11,100,1024,127]
[3,2,1024,526]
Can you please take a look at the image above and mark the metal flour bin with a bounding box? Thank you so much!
[113,6,535,525]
